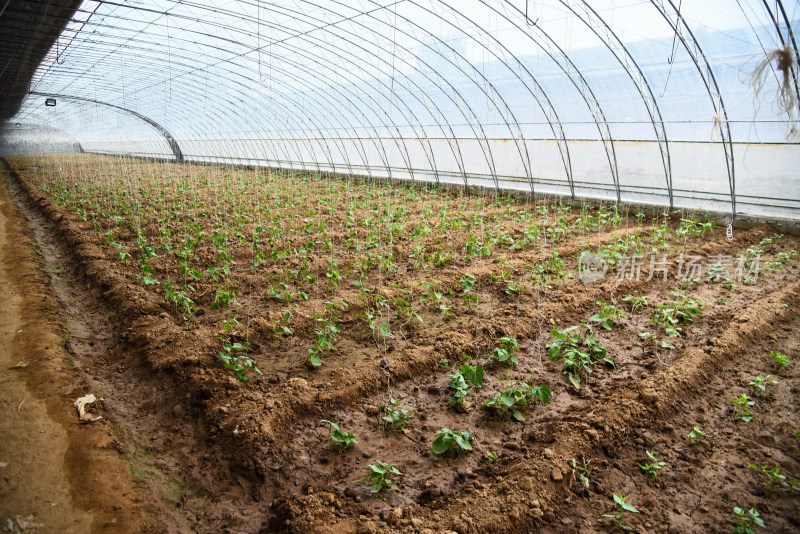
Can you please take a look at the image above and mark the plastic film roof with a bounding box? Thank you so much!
[6,0,800,220]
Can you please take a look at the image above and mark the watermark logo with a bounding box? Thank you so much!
[578,251,608,283]
[577,251,761,284]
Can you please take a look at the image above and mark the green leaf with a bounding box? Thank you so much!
[500,391,517,407]
[614,495,640,514]
[532,384,551,403]
[665,327,680,337]
[431,436,451,458]
[378,322,391,337]
[568,372,581,389]
[454,433,473,451]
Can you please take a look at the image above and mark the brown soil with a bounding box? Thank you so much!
[2,153,799,533]
[0,162,169,533]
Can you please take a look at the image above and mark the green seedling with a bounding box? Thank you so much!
[748,464,799,491]
[706,263,729,283]
[726,507,765,534]
[747,375,778,396]
[459,273,476,292]
[431,428,474,459]
[221,315,240,333]
[489,336,520,367]
[636,450,666,480]
[325,258,342,287]
[776,250,798,264]
[210,286,237,309]
[590,300,627,330]
[637,330,675,350]
[456,361,484,387]
[770,351,792,372]
[381,398,414,431]
[447,363,484,407]
[722,279,736,290]
[687,425,706,441]
[504,280,525,296]
[568,457,591,489]
[462,293,479,309]
[320,420,357,452]
[218,337,261,382]
[675,218,711,238]
[163,280,197,318]
[268,310,293,336]
[482,381,550,421]
[361,461,403,495]
[447,373,471,407]
[622,293,649,312]
[547,323,612,389]
[650,298,705,337]
[117,249,132,263]
[484,451,498,463]
[307,302,346,368]
[681,278,697,289]
[602,494,640,531]
[730,394,755,422]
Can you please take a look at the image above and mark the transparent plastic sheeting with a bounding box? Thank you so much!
[6,0,800,221]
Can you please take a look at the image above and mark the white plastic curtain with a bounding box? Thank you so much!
[8,0,800,220]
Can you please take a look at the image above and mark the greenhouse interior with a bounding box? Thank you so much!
[0,1,798,533]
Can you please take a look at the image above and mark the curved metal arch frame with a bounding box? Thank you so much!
[52,50,333,178]
[493,0,622,203]
[198,14,438,183]
[22,37,297,173]
[558,0,674,209]
[394,0,535,193]
[650,0,737,220]
[52,0,504,190]
[24,102,176,158]
[22,7,377,180]
[425,1,576,196]
[78,1,455,187]
[107,0,460,187]
[246,0,494,188]
[42,26,401,182]
[18,0,596,193]
[11,0,797,219]
[411,0,547,195]
[28,91,185,161]
[315,0,497,190]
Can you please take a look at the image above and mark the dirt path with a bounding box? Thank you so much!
[0,167,91,532]
[0,163,164,533]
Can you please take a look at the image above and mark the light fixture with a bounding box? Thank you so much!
[45,98,56,107]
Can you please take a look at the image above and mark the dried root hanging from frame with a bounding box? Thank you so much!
[747,44,799,140]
